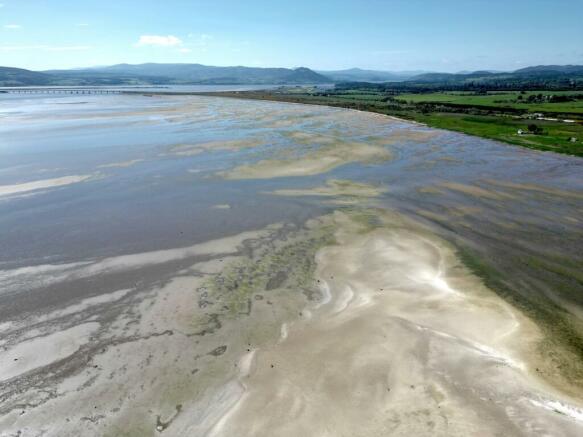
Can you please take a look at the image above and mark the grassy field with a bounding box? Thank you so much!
[413,113,583,155]
[204,89,583,157]
[397,91,583,115]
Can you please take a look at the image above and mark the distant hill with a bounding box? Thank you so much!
[0,66,52,86]
[410,71,506,83]
[378,66,583,90]
[3,64,583,89]
[0,63,331,86]
[316,68,424,82]
[514,65,583,75]
[69,64,328,84]
[407,66,583,85]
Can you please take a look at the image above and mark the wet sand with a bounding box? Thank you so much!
[98,159,144,169]
[3,210,581,436]
[221,141,391,179]
[208,211,583,436]
[0,93,582,436]
[271,179,387,199]
[0,175,93,198]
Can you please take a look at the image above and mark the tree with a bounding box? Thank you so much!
[527,124,543,135]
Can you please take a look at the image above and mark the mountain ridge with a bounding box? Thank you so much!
[1,63,330,86]
[316,68,427,82]
[2,64,583,87]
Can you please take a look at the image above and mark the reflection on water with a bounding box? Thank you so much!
[1,93,580,268]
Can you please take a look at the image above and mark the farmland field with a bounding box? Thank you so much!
[397,91,583,114]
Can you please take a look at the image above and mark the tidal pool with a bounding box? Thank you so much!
[0,93,582,436]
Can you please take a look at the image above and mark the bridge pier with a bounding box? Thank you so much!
[2,88,123,95]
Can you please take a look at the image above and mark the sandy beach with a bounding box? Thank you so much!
[206,210,583,437]
[0,175,93,198]
[3,209,582,436]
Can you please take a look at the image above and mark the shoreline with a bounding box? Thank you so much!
[191,90,582,158]
[191,90,426,126]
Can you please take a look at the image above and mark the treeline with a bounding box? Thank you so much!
[336,80,583,93]
[308,92,525,117]
[517,93,583,103]
[335,76,583,93]
[308,90,583,118]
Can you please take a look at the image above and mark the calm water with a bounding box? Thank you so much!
[0,84,293,93]
[0,91,581,314]
[0,95,583,296]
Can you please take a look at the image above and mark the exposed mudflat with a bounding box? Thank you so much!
[209,211,582,437]
[0,93,582,436]
[271,179,387,203]
[220,140,391,179]
[0,175,93,198]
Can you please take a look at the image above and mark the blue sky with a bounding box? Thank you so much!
[1,0,582,72]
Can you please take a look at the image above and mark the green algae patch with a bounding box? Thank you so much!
[203,224,336,317]
[338,208,386,234]
[457,246,583,396]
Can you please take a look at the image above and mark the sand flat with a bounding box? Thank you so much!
[0,227,279,295]
[0,323,99,382]
[483,179,583,199]
[0,175,92,197]
[1,94,582,437]
[0,220,330,436]
[168,138,265,156]
[271,179,387,198]
[98,159,144,169]
[209,211,583,437]
[222,142,391,179]
[440,181,516,200]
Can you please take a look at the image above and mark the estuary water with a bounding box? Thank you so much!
[0,92,582,436]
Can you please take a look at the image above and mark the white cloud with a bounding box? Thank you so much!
[178,48,192,53]
[137,35,182,47]
[4,24,21,30]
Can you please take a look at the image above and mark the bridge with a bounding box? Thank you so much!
[1,88,123,95]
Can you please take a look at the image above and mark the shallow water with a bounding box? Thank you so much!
[0,93,582,436]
